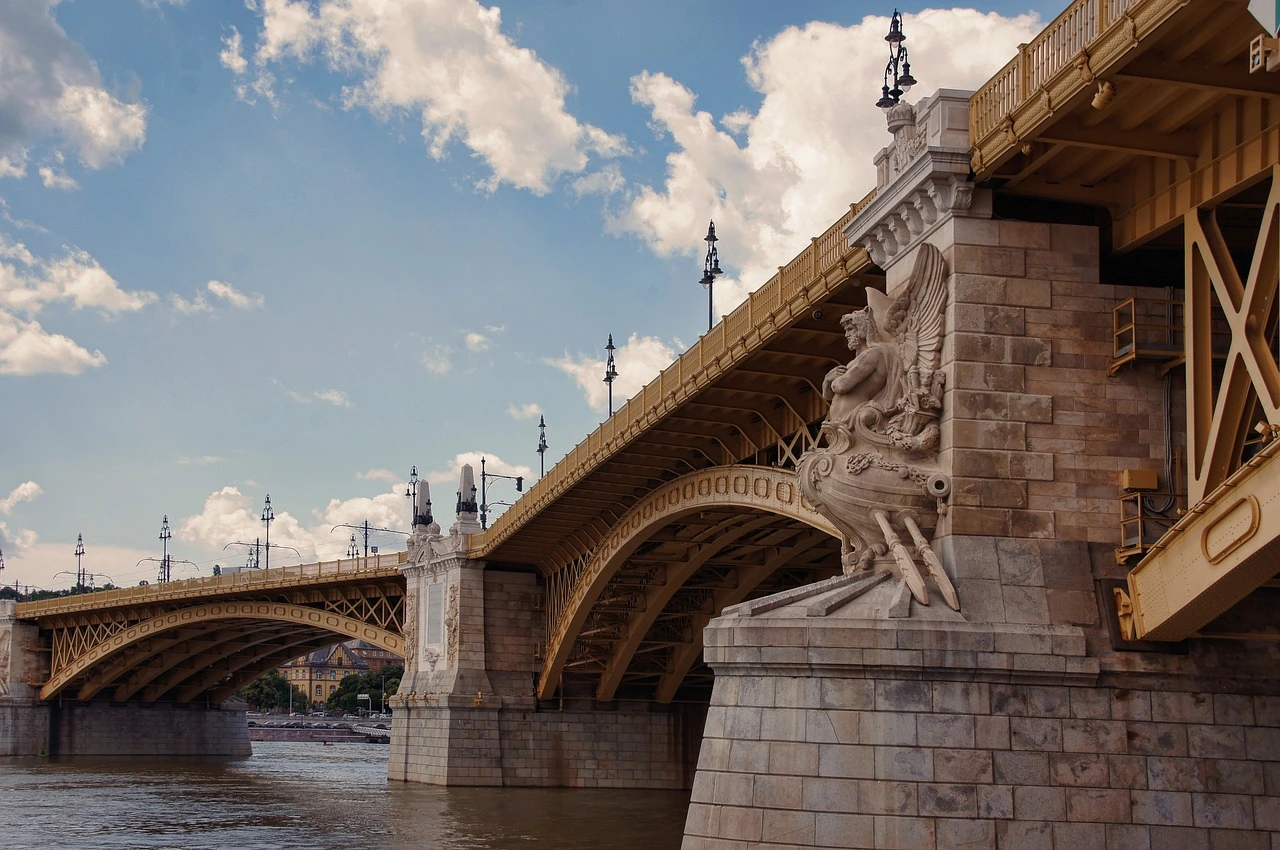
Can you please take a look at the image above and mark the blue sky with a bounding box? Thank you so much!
[1,0,1061,589]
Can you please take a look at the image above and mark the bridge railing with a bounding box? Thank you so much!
[475,190,877,560]
[16,552,408,617]
[969,0,1144,170]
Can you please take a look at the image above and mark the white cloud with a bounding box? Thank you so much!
[464,331,490,352]
[177,454,224,465]
[571,163,626,198]
[0,152,27,179]
[229,0,627,194]
[172,279,264,315]
[550,333,677,412]
[0,481,42,514]
[421,345,452,375]
[426,451,530,488]
[219,27,250,75]
[178,484,411,563]
[272,378,352,408]
[611,9,1041,313]
[0,2,148,173]
[507,402,542,421]
[37,165,77,190]
[0,240,156,317]
[0,311,107,375]
[357,468,400,484]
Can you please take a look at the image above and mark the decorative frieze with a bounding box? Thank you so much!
[845,89,979,271]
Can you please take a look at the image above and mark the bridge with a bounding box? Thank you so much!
[4,2,1280,843]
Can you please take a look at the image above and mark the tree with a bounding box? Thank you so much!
[236,670,308,712]
[326,665,402,714]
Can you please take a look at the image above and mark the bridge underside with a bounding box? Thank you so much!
[17,561,405,706]
[555,507,841,704]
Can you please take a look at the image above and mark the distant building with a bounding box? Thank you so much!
[278,640,402,709]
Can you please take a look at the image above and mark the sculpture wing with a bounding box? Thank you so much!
[896,243,947,374]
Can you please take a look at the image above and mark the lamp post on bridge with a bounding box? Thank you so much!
[875,9,917,110]
[603,334,618,417]
[478,456,523,530]
[74,533,86,589]
[330,521,408,561]
[537,415,548,478]
[347,535,359,559]
[699,221,723,332]
[261,495,275,571]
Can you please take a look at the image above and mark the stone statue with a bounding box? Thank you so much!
[796,242,958,611]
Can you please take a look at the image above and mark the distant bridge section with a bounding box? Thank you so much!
[16,554,406,705]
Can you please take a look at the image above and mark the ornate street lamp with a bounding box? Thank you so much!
[875,9,917,110]
[405,465,432,528]
[158,515,173,583]
[699,221,723,332]
[603,335,618,416]
[537,415,549,477]
[347,534,359,559]
[74,533,86,589]
[261,495,275,570]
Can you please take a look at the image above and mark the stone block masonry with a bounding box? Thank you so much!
[683,602,1280,850]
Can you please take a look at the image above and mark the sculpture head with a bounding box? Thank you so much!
[839,308,875,350]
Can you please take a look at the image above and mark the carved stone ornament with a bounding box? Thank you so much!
[402,593,417,667]
[0,627,9,697]
[444,583,460,662]
[796,242,958,613]
[421,646,440,672]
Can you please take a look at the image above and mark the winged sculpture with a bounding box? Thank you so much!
[796,242,958,611]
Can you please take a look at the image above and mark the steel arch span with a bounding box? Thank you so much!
[40,602,404,702]
[538,465,839,701]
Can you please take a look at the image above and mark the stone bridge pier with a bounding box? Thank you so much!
[388,473,704,788]
[0,600,49,755]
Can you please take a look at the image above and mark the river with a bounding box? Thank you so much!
[0,741,691,849]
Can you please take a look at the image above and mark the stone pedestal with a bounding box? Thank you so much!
[684,573,1280,849]
[682,87,1280,847]
[391,513,703,787]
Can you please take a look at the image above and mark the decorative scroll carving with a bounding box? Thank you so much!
[796,243,958,614]
[0,627,9,697]
[402,592,417,668]
[444,583,460,662]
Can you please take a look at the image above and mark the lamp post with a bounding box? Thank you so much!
[347,535,359,559]
[158,515,173,583]
[74,533,86,589]
[330,521,408,561]
[261,495,275,571]
[875,9,917,110]
[405,465,432,528]
[478,456,524,530]
[537,415,548,477]
[603,334,618,416]
[699,221,723,332]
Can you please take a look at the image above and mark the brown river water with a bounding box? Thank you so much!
[0,741,690,849]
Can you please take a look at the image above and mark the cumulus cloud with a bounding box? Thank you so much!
[272,378,352,408]
[549,333,677,412]
[172,279,264,315]
[0,234,154,374]
[0,1,148,173]
[0,311,106,375]
[37,166,77,190]
[507,402,542,421]
[426,451,530,487]
[179,484,411,563]
[0,481,42,514]
[611,9,1040,313]
[464,332,490,352]
[421,345,452,375]
[357,468,400,484]
[226,0,627,194]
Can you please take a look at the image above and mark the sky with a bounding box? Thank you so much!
[0,0,1061,591]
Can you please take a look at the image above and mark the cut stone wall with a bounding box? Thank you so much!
[390,564,705,788]
[46,701,250,757]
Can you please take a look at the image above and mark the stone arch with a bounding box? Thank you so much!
[537,465,836,700]
[41,601,402,701]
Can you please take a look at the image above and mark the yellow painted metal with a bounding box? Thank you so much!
[1128,439,1280,640]
[472,193,876,564]
[536,465,837,700]
[969,0,1188,178]
[1125,169,1280,640]
[1185,169,1280,507]
[39,601,404,701]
